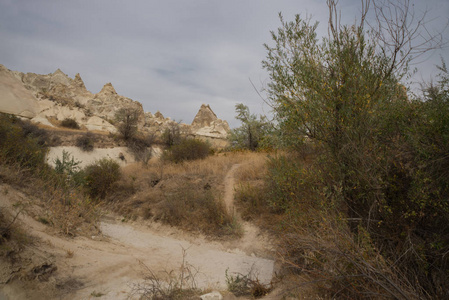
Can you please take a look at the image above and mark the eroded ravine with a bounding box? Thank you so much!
[0,164,275,299]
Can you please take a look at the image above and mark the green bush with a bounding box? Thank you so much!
[60,118,80,129]
[54,150,81,179]
[165,138,210,163]
[83,158,121,199]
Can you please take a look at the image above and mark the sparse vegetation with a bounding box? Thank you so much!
[0,114,99,236]
[115,107,140,140]
[131,249,201,300]
[126,133,155,164]
[60,118,80,129]
[225,268,271,298]
[76,132,94,151]
[82,158,121,199]
[0,114,49,173]
[229,103,269,151]
[159,184,232,235]
[164,138,210,163]
[0,206,28,257]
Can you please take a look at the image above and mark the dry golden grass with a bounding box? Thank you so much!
[111,151,272,237]
[233,152,268,182]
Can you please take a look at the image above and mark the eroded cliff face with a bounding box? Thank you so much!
[0,65,230,147]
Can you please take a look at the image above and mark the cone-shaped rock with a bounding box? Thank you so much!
[98,82,117,96]
[192,104,218,128]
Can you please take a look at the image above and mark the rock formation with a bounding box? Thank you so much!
[0,64,230,147]
[0,65,38,118]
[190,104,230,147]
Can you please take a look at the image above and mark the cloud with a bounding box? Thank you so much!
[0,0,447,128]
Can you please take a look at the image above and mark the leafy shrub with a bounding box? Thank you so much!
[83,158,121,199]
[53,150,81,180]
[60,118,80,129]
[165,138,210,163]
[76,133,94,152]
[0,114,49,172]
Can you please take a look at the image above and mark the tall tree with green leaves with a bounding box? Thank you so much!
[262,0,448,297]
[230,103,268,151]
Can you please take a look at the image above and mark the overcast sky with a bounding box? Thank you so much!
[1,0,448,127]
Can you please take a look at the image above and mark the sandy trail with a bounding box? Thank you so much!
[0,164,275,299]
[223,163,241,214]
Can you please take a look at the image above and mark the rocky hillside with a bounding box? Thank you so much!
[0,64,230,147]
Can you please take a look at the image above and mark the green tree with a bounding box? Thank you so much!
[230,103,268,151]
[262,0,448,297]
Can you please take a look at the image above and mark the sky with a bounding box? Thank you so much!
[1,0,448,128]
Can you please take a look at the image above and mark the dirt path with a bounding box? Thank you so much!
[223,163,241,214]
[0,165,275,299]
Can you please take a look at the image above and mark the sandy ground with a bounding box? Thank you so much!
[0,164,276,299]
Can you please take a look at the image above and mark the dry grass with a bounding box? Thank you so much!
[106,152,265,237]
[234,152,268,182]
[231,152,275,223]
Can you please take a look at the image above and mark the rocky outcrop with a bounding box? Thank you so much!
[88,82,145,127]
[190,104,230,145]
[0,64,39,118]
[0,65,230,147]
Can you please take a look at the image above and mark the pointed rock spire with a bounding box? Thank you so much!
[192,104,218,127]
[154,111,165,119]
[73,73,86,90]
[99,82,117,95]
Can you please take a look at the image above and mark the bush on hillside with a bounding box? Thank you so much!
[82,158,121,199]
[126,133,155,164]
[0,114,49,173]
[164,138,210,163]
[115,107,140,140]
[60,118,80,129]
[76,132,94,152]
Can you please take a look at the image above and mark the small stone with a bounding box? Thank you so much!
[200,291,223,300]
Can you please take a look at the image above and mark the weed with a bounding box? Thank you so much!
[53,150,81,179]
[65,249,74,258]
[225,267,271,298]
[0,206,29,257]
[130,248,201,299]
